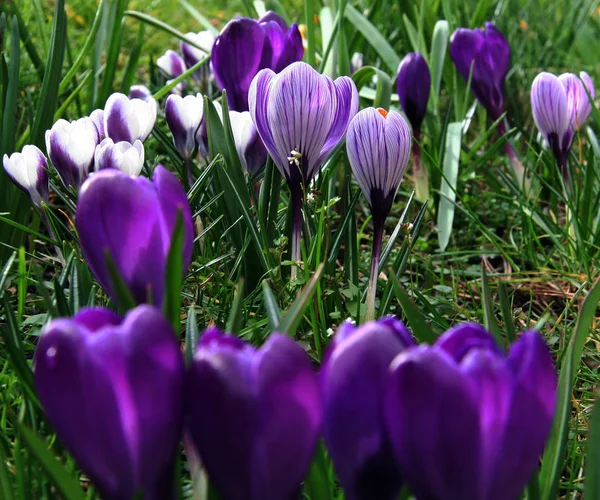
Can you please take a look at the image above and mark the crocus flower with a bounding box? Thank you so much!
[249,61,358,274]
[35,305,185,500]
[396,53,431,135]
[187,328,321,500]
[157,49,187,93]
[90,109,105,137]
[212,12,303,111]
[76,165,194,307]
[450,22,510,120]
[3,145,49,207]
[384,324,557,500]
[322,318,414,500]
[346,107,411,319]
[45,117,100,190]
[128,84,153,101]
[165,94,204,161]
[531,71,595,179]
[229,110,267,175]
[180,30,215,84]
[104,92,158,144]
[94,138,145,176]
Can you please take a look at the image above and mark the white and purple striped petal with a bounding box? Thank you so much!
[157,50,186,94]
[89,109,105,138]
[94,138,145,176]
[229,110,267,175]
[3,145,49,207]
[165,94,204,160]
[104,92,158,144]
[346,108,412,220]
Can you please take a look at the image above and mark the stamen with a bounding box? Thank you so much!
[376,108,388,118]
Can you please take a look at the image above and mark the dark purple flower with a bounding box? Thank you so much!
[157,50,187,94]
[165,94,204,160]
[531,71,595,172]
[212,13,303,111]
[346,107,412,222]
[75,165,194,307]
[186,328,321,500]
[104,92,158,143]
[450,22,510,119]
[94,138,145,176]
[3,145,49,207]
[321,318,414,500]
[45,117,100,190]
[384,323,557,500]
[35,305,185,500]
[229,110,268,175]
[396,53,431,134]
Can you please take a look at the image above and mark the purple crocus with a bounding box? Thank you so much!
[104,92,158,144]
[157,50,187,94]
[346,108,411,319]
[450,22,510,120]
[45,117,100,190]
[531,71,595,180]
[35,305,185,500]
[186,328,321,500]
[94,138,145,176]
[249,61,358,275]
[212,12,303,111]
[321,318,415,500]
[397,53,430,135]
[75,165,194,307]
[229,110,268,175]
[3,145,49,207]
[128,85,153,101]
[180,31,215,86]
[384,324,557,500]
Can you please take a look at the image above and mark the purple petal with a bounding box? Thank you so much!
[157,50,186,78]
[258,10,288,30]
[385,347,482,499]
[90,109,105,137]
[272,24,304,73]
[396,53,431,133]
[531,72,569,151]
[248,68,280,163]
[322,320,412,499]
[435,322,503,362]
[212,18,271,111]
[104,93,157,143]
[128,85,152,101]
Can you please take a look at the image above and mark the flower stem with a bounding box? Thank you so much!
[365,217,384,322]
[498,120,525,186]
[39,206,65,266]
[412,131,429,203]
[185,157,194,189]
[290,182,304,280]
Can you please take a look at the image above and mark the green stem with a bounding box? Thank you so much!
[290,182,304,280]
[365,217,384,322]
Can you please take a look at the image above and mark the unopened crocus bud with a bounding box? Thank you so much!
[35,305,185,500]
[157,50,187,94]
[94,138,145,176]
[212,13,303,111]
[531,71,595,175]
[347,108,411,222]
[384,324,557,500]
[165,94,204,160]
[45,117,100,190]
[3,145,49,207]
[76,165,194,307]
[450,22,510,120]
[397,53,431,134]
[89,109,105,137]
[104,92,158,143]
[322,318,414,500]
[128,84,153,101]
[187,328,321,500]
[229,110,267,175]
[350,52,364,74]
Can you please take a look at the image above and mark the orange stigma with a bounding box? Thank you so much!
[376,108,388,118]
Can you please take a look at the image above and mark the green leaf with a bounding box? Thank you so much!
[0,435,14,500]
[104,250,137,312]
[0,251,16,293]
[352,66,392,110]
[480,263,503,347]
[585,397,600,497]
[437,122,462,251]
[262,281,282,330]
[388,269,436,343]
[185,306,200,365]
[540,277,600,499]
[303,442,333,500]
[30,0,67,147]
[1,16,19,157]
[9,415,85,500]
[226,278,245,334]
[429,20,449,108]
[163,211,185,332]
[319,7,335,77]
[344,4,401,72]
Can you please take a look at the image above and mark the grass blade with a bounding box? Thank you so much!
[437,122,462,251]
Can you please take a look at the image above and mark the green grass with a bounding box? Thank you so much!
[2,0,600,498]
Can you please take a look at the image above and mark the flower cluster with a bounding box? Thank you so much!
[35,313,556,500]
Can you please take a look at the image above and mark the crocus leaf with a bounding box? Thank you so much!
[163,210,185,332]
[585,397,600,497]
[103,250,137,312]
[185,305,200,366]
[480,263,503,347]
[262,280,282,330]
[437,122,462,251]
[429,20,449,109]
[226,277,245,334]
[352,66,392,110]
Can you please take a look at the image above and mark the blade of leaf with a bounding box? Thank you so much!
[437,122,462,251]
[429,20,449,109]
[226,278,245,334]
[262,281,282,330]
[585,397,600,497]
[163,211,185,332]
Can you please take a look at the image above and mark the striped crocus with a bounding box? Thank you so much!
[212,12,303,111]
[346,107,411,319]
[249,61,358,276]
[94,138,145,176]
[3,145,49,207]
[180,31,215,87]
[157,50,187,94]
[531,71,595,181]
[104,92,158,144]
[397,52,431,202]
[385,324,557,500]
